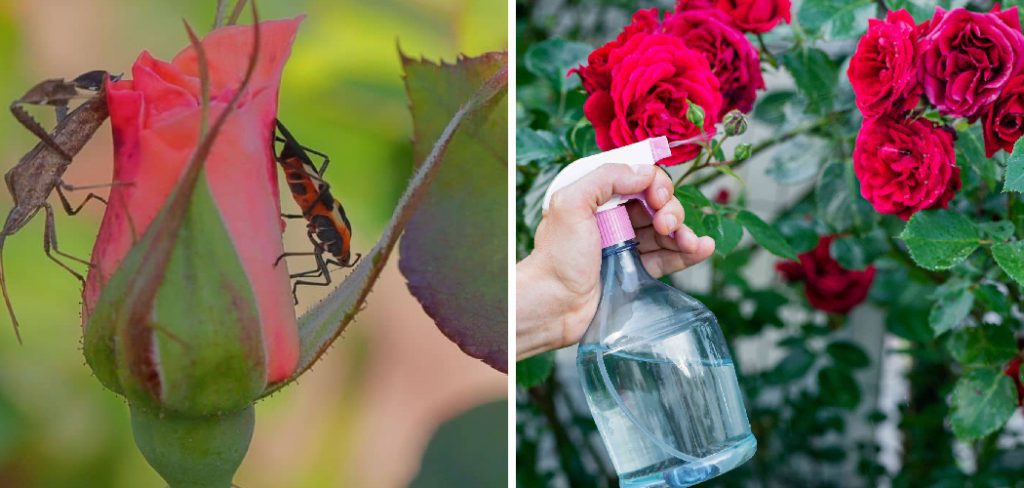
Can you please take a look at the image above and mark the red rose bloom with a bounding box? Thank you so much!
[663,10,765,115]
[853,115,959,220]
[848,9,921,119]
[714,0,791,34]
[583,32,723,165]
[776,236,876,315]
[983,74,1024,157]
[570,8,661,93]
[917,7,1024,120]
[675,0,717,11]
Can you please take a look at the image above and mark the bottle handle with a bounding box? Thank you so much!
[619,192,677,240]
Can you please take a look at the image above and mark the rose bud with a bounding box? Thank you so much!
[81,16,303,487]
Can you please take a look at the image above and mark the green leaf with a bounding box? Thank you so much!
[947,325,1017,368]
[826,341,871,369]
[977,221,1015,242]
[828,231,887,271]
[951,368,1017,441]
[765,135,828,185]
[676,185,711,208]
[929,279,975,337]
[765,346,815,384]
[777,218,820,253]
[399,53,508,372]
[516,128,563,165]
[523,38,591,95]
[753,90,795,125]
[409,400,507,487]
[816,160,875,233]
[818,366,861,409]
[957,124,1000,191]
[704,213,743,256]
[899,210,981,270]
[736,210,798,261]
[972,284,1010,318]
[269,52,509,395]
[799,0,874,38]
[781,48,839,115]
[991,241,1024,287]
[516,353,554,388]
[522,164,560,233]
[1005,134,1024,193]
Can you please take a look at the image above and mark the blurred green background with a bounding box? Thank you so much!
[0,0,506,486]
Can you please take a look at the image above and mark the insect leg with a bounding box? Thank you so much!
[0,236,22,343]
[56,186,107,216]
[41,204,87,282]
[60,180,133,192]
[288,251,332,304]
[281,213,305,220]
[10,103,72,160]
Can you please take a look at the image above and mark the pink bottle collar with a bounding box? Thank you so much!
[596,206,635,248]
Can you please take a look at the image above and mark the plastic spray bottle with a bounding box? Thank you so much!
[542,137,756,487]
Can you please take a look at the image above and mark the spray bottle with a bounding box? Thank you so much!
[542,137,756,487]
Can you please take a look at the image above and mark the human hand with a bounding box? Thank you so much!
[516,163,715,360]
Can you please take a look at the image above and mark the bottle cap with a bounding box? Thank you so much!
[595,206,635,248]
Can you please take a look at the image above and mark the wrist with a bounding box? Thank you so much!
[515,252,568,360]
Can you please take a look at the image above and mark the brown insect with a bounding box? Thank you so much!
[1,71,121,342]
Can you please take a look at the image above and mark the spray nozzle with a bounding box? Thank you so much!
[541,137,675,246]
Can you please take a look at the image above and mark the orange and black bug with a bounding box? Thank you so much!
[272,120,358,303]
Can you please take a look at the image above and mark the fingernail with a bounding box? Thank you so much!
[657,187,670,205]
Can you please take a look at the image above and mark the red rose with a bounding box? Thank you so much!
[714,0,791,34]
[917,7,1024,120]
[675,0,717,11]
[583,32,723,166]
[853,115,960,220]
[847,10,921,119]
[983,74,1024,157]
[663,10,765,115]
[776,236,876,315]
[570,8,661,93]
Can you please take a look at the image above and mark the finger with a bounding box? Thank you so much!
[639,237,716,277]
[626,200,653,227]
[652,198,685,235]
[635,225,680,252]
[644,170,675,210]
[545,164,657,221]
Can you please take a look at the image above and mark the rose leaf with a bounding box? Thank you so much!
[928,279,975,337]
[947,325,1017,368]
[991,241,1024,287]
[899,210,980,270]
[1003,137,1024,193]
[399,53,509,372]
[951,368,1017,441]
[736,210,798,261]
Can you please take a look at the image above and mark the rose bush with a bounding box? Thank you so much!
[519,0,1024,485]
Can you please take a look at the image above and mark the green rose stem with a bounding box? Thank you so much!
[131,406,255,488]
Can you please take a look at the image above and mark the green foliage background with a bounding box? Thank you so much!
[0,0,506,486]
[517,0,1024,486]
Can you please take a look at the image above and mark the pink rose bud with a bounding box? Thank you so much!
[83,17,304,415]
